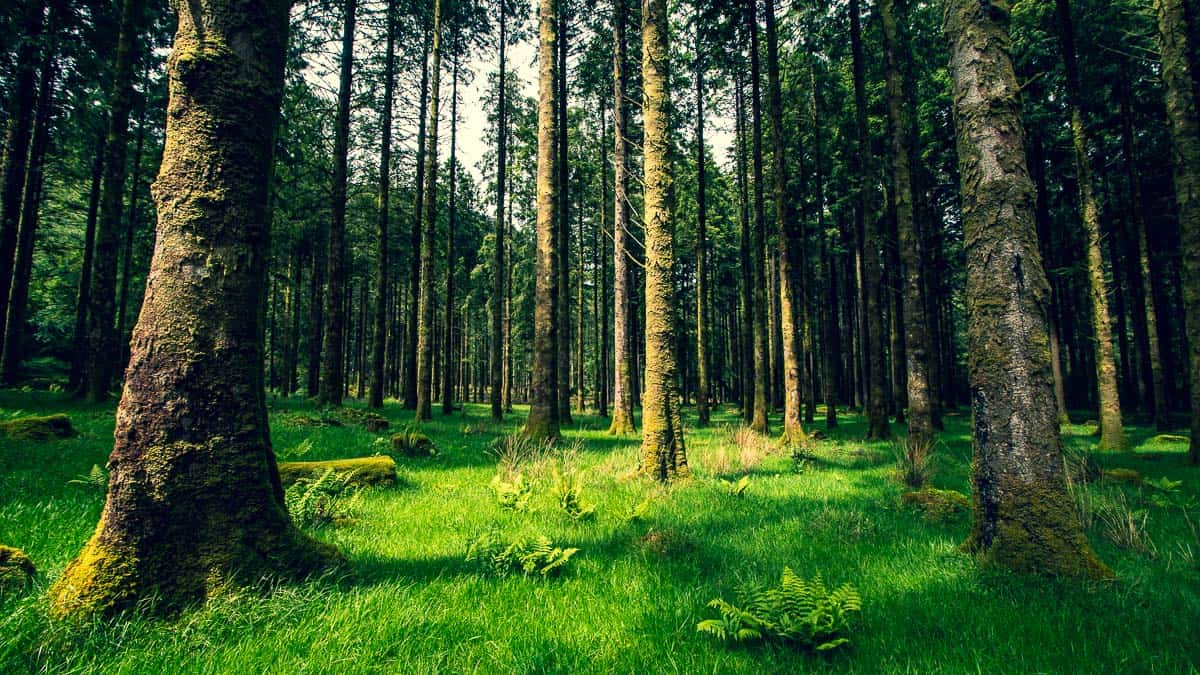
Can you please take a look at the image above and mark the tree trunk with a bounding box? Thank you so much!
[69,128,106,393]
[319,0,355,407]
[442,53,459,416]
[49,0,340,617]
[747,0,770,435]
[735,72,753,423]
[526,0,561,440]
[369,0,397,409]
[1055,0,1126,450]
[490,1,507,421]
[640,0,687,481]
[694,13,710,427]
[945,0,1109,578]
[416,0,443,422]
[404,22,432,410]
[608,0,635,434]
[557,1,574,423]
[115,83,149,370]
[1155,0,1200,463]
[85,0,143,402]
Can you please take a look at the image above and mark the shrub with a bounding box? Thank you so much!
[489,433,553,476]
[1096,490,1154,555]
[284,468,361,529]
[390,428,437,457]
[491,472,534,512]
[733,426,774,471]
[890,439,935,489]
[697,568,861,652]
[552,468,595,520]
[721,475,751,497]
[465,530,578,577]
[68,464,108,490]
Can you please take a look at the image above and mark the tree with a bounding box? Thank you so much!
[746,0,770,435]
[693,0,710,428]
[880,0,933,449]
[490,0,508,422]
[608,0,635,435]
[945,0,1108,578]
[526,0,560,440]
[1054,0,1126,451]
[639,0,687,481]
[1154,0,1200,464]
[405,20,433,411]
[416,0,444,422]
[49,0,340,617]
[369,0,398,410]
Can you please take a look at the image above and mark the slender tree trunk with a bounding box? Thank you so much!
[526,0,561,440]
[946,0,1109,578]
[490,1,507,421]
[416,0,443,422]
[810,63,839,429]
[557,1,574,423]
[319,0,356,407]
[307,239,324,397]
[1029,134,1072,424]
[1,53,55,383]
[369,0,397,409]
[49,0,340,617]
[640,0,687,481]
[694,14,710,427]
[598,95,610,417]
[608,0,635,434]
[442,53,460,415]
[747,1,770,435]
[1155,0,1200,463]
[1055,0,1126,450]
[881,0,932,448]
[86,0,144,402]
[69,128,106,393]
[405,23,432,411]
[735,72,754,424]
[504,153,514,412]
[115,85,148,370]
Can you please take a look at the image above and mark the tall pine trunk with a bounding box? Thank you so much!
[69,128,106,393]
[747,0,770,435]
[369,0,397,409]
[404,23,432,410]
[608,0,635,434]
[694,10,710,427]
[490,0,507,421]
[415,0,443,421]
[442,52,460,415]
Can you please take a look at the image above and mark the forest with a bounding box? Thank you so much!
[0,0,1198,670]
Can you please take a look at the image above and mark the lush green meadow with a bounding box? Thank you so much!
[1,389,1197,673]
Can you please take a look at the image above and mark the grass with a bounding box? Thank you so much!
[1,388,1198,673]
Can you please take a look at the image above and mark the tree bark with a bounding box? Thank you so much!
[608,0,635,434]
[945,0,1109,578]
[50,0,340,617]
[490,0,507,421]
[557,0,574,423]
[1155,0,1200,463]
[526,0,561,440]
[694,10,710,428]
[747,0,770,435]
[416,0,443,422]
[69,127,106,393]
[442,52,460,415]
[640,0,687,481]
[369,0,397,409]
[404,22,432,410]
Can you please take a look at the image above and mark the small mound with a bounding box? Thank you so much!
[340,408,390,432]
[636,529,696,558]
[390,430,436,457]
[0,545,35,587]
[1103,468,1143,486]
[902,488,970,522]
[1151,434,1189,445]
[0,414,76,440]
[278,456,398,488]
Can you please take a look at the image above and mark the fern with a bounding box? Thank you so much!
[465,530,578,577]
[625,497,652,524]
[720,475,751,497]
[490,472,534,511]
[552,469,595,520]
[67,464,108,490]
[697,568,861,652]
[285,468,361,528]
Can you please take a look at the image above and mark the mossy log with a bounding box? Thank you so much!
[278,456,398,488]
[0,413,76,440]
[0,545,35,586]
[1103,468,1144,486]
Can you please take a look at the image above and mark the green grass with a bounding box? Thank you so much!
[1,388,1198,673]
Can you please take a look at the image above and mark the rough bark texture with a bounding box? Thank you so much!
[50,0,340,617]
[526,0,560,441]
[639,0,687,482]
[945,0,1109,578]
[442,54,459,416]
[1055,0,1126,451]
[490,1,507,421]
[763,0,803,444]
[736,75,753,424]
[608,0,635,435]
[557,3,574,424]
[69,130,106,393]
[369,0,396,409]
[881,0,932,449]
[404,24,432,410]
[319,0,355,407]
[1155,0,1200,463]
[694,17,710,428]
[85,0,143,402]
[747,0,770,435]
[415,0,442,422]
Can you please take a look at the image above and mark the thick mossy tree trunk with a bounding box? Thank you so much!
[369,0,396,409]
[763,0,803,443]
[694,12,710,428]
[851,0,890,440]
[404,23,432,411]
[490,1,507,422]
[747,0,770,435]
[85,0,143,402]
[1155,0,1200,464]
[945,0,1109,578]
[640,0,687,481]
[526,0,560,441]
[608,0,635,435]
[881,0,932,449]
[1055,0,1126,450]
[415,0,443,422]
[50,0,340,617]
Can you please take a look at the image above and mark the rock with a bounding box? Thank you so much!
[390,430,436,457]
[902,488,971,522]
[1103,468,1143,486]
[277,456,398,488]
[0,545,35,587]
[0,414,76,440]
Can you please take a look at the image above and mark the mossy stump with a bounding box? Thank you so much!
[390,430,436,457]
[902,488,970,522]
[278,456,398,488]
[0,414,76,440]
[0,545,36,587]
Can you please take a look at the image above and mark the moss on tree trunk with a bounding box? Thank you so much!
[944,0,1109,578]
[607,0,635,436]
[49,0,341,618]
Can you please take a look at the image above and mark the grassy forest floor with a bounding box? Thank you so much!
[1,388,1198,673]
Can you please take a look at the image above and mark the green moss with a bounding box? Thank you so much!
[390,430,436,457]
[1151,434,1189,445]
[0,413,76,440]
[902,488,971,522]
[278,456,398,488]
[1103,468,1143,486]
[0,544,35,587]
